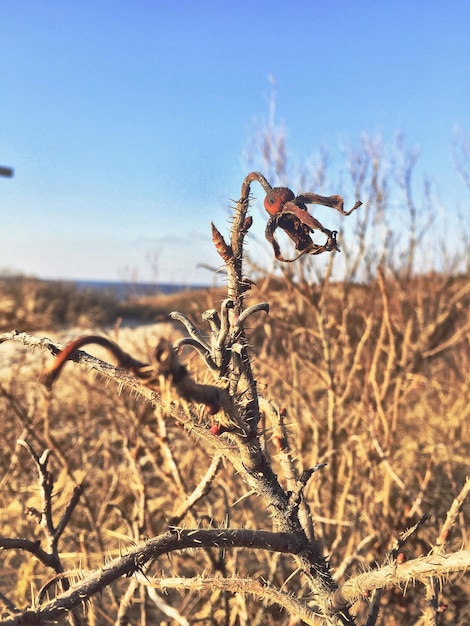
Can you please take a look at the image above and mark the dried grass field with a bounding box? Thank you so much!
[1,265,469,625]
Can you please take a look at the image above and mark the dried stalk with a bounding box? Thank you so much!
[141,575,321,625]
[332,550,470,608]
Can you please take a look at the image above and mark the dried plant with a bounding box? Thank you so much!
[0,171,469,626]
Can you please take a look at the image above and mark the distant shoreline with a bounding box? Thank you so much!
[0,275,210,301]
[73,279,210,299]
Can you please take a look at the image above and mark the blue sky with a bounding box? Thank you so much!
[1,1,469,284]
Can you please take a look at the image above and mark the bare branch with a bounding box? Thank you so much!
[142,575,321,626]
[332,550,470,608]
[5,528,307,624]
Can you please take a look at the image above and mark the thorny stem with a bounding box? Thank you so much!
[230,172,272,308]
[5,441,86,625]
[223,173,274,432]
[0,528,322,625]
[40,335,147,389]
[205,173,357,623]
[16,441,83,573]
[363,515,427,626]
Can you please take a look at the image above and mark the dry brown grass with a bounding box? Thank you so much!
[0,276,122,332]
[0,274,222,332]
[1,270,469,625]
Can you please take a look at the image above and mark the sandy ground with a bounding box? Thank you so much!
[0,321,183,380]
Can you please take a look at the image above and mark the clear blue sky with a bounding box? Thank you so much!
[1,1,469,284]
